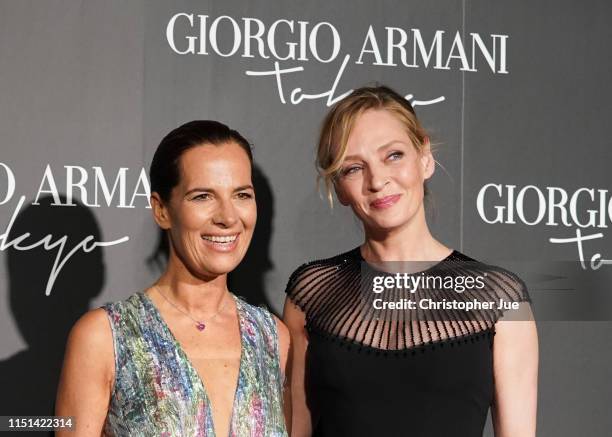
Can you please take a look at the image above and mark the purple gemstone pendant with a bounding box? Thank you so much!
[196,322,206,331]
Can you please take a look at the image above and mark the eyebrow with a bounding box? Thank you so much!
[343,140,406,162]
[184,185,254,196]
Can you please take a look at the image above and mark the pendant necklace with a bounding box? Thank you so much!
[153,285,229,331]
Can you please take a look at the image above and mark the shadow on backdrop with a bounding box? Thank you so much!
[147,164,275,310]
[0,195,104,435]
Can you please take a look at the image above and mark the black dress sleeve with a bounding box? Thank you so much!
[284,248,532,350]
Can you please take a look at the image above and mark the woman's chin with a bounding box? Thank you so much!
[198,263,240,278]
[195,252,247,278]
[367,217,409,232]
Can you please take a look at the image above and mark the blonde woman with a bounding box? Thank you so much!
[283,86,538,437]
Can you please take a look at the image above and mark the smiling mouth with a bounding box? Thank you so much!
[370,194,402,209]
[201,234,240,251]
[201,234,238,243]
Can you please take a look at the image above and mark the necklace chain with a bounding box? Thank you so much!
[153,284,229,331]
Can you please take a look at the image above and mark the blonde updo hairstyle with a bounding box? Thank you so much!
[316,85,432,207]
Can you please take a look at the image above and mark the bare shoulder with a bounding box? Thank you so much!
[69,307,113,345]
[64,308,115,378]
[494,302,538,348]
[282,295,305,320]
[497,300,535,323]
[56,307,115,426]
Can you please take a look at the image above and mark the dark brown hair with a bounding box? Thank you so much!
[150,120,253,204]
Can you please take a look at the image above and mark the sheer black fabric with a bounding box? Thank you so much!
[285,246,530,437]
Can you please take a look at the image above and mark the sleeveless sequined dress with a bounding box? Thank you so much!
[101,291,287,437]
[285,247,531,437]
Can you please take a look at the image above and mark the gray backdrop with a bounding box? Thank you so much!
[1,1,610,435]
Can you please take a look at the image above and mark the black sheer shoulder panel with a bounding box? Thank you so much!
[284,247,530,351]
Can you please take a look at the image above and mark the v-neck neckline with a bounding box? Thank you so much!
[139,290,245,437]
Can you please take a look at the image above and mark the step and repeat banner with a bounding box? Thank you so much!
[0,1,610,435]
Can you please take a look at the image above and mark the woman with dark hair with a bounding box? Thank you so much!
[56,120,290,436]
[284,86,538,437]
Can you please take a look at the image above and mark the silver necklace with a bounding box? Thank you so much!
[153,285,229,331]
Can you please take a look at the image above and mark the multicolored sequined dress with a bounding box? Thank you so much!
[101,291,287,436]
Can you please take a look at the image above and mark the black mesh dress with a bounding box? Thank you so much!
[285,246,531,437]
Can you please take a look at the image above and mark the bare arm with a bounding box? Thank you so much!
[491,302,539,437]
[55,308,114,437]
[282,298,312,437]
[273,315,292,434]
